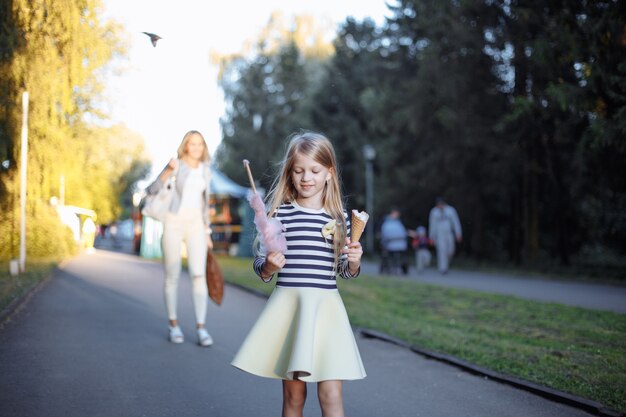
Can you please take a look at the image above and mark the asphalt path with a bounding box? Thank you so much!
[0,250,599,417]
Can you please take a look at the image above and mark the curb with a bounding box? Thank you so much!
[227,281,271,300]
[359,328,624,417]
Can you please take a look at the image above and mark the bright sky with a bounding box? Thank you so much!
[101,0,390,182]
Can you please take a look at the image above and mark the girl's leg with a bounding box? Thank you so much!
[282,378,307,417]
[317,380,344,417]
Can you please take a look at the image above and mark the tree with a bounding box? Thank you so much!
[499,0,626,266]
[0,0,149,259]
[327,0,509,258]
[214,13,334,190]
[310,18,387,212]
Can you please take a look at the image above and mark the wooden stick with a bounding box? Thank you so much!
[242,159,257,193]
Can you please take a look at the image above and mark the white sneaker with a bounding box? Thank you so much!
[169,326,184,344]
[197,328,213,347]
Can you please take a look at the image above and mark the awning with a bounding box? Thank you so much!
[210,168,251,198]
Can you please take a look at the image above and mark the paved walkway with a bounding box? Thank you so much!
[0,249,602,417]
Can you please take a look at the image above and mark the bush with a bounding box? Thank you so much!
[0,202,78,261]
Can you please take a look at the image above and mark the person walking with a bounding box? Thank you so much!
[428,197,462,274]
[379,208,409,274]
[411,225,432,273]
[232,131,366,417]
[145,130,214,347]
[81,217,97,253]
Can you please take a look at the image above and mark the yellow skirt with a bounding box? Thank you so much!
[231,286,366,382]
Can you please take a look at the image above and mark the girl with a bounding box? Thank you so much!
[232,131,366,417]
[145,130,214,347]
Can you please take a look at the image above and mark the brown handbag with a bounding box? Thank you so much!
[206,250,224,305]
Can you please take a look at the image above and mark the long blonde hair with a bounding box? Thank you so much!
[176,130,211,162]
[266,131,347,260]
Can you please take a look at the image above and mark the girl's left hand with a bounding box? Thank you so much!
[207,236,214,250]
[342,237,362,272]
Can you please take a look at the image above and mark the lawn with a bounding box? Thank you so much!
[217,255,626,413]
[0,258,60,315]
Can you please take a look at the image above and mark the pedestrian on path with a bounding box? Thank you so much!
[411,225,432,273]
[145,130,214,347]
[379,207,409,275]
[81,217,97,253]
[232,131,366,417]
[428,197,462,274]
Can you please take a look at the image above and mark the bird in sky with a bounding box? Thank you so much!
[142,32,162,47]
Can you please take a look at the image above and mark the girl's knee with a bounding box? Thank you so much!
[318,381,343,409]
[283,380,307,409]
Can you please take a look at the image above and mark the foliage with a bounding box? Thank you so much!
[495,0,626,265]
[311,18,388,211]
[69,123,152,223]
[0,201,77,261]
[214,13,335,191]
[215,0,625,271]
[0,0,151,259]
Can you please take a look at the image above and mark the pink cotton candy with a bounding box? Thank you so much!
[248,192,287,254]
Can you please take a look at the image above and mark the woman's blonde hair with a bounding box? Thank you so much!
[176,130,210,162]
[266,131,347,260]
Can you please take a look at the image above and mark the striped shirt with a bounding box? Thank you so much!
[253,202,359,289]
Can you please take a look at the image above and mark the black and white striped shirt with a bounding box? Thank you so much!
[253,202,359,289]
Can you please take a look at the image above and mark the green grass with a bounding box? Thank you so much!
[218,255,626,413]
[0,258,60,314]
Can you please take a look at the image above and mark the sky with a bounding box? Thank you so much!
[101,0,391,182]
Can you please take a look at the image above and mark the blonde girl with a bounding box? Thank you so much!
[232,131,366,417]
[146,130,214,347]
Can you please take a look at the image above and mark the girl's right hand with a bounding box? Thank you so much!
[167,158,178,170]
[263,251,286,276]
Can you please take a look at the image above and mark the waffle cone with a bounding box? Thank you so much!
[351,210,368,243]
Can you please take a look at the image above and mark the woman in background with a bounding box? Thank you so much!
[146,130,214,347]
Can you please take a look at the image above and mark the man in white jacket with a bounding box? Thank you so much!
[428,197,462,274]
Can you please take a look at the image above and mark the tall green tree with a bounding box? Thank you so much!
[215,13,334,191]
[214,1,625,271]
[310,18,387,213]
[317,0,509,257]
[499,0,626,265]
[573,1,626,265]
[0,0,150,259]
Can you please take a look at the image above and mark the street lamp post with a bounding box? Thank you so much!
[362,145,376,254]
[19,91,29,273]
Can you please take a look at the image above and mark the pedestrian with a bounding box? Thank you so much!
[379,207,409,274]
[412,225,432,273]
[428,197,462,274]
[81,217,96,253]
[145,130,214,346]
[232,131,366,417]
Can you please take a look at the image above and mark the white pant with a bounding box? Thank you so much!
[434,233,455,273]
[162,208,208,324]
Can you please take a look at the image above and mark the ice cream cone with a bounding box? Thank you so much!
[351,210,369,243]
